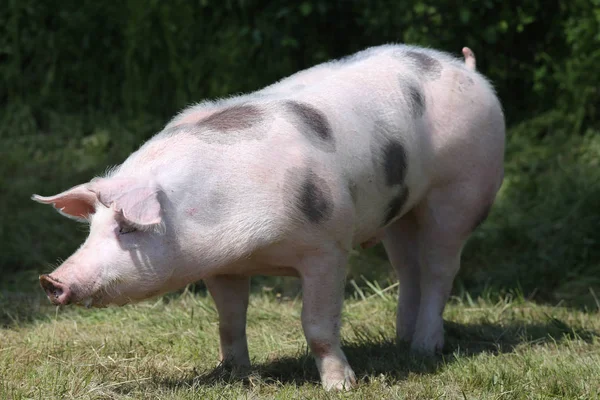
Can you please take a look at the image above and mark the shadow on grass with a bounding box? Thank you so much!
[157,317,598,389]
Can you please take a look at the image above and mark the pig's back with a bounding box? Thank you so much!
[122,44,504,253]
[249,45,503,243]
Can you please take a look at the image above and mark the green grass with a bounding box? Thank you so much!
[1,287,599,399]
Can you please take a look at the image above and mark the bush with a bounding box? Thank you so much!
[460,112,600,305]
[1,1,598,126]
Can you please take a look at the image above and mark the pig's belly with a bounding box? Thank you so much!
[241,265,300,278]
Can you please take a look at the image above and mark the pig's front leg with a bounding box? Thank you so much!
[205,275,251,372]
[299,248,357,391]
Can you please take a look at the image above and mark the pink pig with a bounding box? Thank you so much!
[33,44,504,391]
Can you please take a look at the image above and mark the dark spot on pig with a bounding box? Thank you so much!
[384,187,409,225]
[471,203,493,232]
[198,104,263,132]
[297,171,333,224]
[406,83,425,117]
[397,76,426,118]
[383,141,408,187]
[370,120,408,186]
[185,105,273,144]
[284,101,335,152]
[310,339,332,358]
[404,51,443,80]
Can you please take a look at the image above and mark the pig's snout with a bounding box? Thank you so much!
[40,274,72,305]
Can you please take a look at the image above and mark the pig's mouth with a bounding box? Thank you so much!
[40,274,112,308]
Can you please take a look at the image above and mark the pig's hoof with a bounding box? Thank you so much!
[410,334,444,355]
[232,367,251,379]
[322,366,357,391]
[396,327,415,344]
[216,360,251,378]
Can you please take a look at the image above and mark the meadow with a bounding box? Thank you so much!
[2,286,599,399]
[2,2,599,398]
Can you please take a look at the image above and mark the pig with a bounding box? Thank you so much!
[33,44,505,391]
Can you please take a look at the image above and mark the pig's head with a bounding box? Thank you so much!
[33,177,180,308]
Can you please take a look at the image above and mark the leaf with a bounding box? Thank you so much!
[299,2,312,16]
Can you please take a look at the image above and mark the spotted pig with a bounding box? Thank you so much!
[33,44,505,391]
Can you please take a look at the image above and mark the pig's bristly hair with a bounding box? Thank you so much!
[103,166,121,179]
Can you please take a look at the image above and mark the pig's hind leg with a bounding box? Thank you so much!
[205,275,251,372]
[382,211,422,343]
[399,182,494,354]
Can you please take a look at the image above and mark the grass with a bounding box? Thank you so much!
[1,286,599,399]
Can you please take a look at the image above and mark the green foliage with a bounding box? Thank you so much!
[1,1,599,125]
[553,0,600,132]
[460,113,600,305]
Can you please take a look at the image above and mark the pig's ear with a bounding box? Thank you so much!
[31,184,97,222]
[90,178,162,227]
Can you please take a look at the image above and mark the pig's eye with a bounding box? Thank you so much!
[119,226,137,235]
